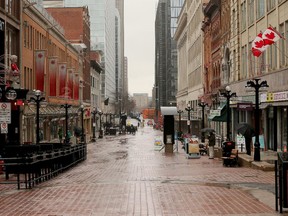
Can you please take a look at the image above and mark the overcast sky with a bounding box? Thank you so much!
[124,0,158,97]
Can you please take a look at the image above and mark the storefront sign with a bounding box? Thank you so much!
[237,102,253,111]
[261,91,288,103]
[210,110,221,116]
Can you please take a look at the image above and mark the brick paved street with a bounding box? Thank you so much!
[0,126,287,216]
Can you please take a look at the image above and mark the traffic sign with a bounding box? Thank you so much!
[0,102,11,123]
[1,123,8,134]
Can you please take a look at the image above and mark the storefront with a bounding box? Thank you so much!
[23,104,82,144]
[260,91,288,151]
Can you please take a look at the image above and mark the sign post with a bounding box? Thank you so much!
[0,102,11,134]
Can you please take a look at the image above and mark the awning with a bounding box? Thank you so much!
[208,104,227,122]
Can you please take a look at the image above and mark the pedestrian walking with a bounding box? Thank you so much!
[58,128,63,143]
[208,132,215,159]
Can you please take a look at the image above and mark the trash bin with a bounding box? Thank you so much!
[99,129,103,138]
[222,141,235,157]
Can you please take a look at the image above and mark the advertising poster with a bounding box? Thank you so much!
[236,134,246,152]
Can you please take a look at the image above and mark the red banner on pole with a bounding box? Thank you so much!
[74,73,79,100]
[58,63,67,98]
[35,50,46,91]
[67,68,74,99]
[48,57,57,96]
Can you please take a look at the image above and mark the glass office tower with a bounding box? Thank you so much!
[64,0,116,103]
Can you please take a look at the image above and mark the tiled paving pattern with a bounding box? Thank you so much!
[0,126,286,215]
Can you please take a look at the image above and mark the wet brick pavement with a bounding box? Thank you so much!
[0,126,287,216]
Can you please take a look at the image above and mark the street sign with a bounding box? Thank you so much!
[1,123,8,134]
[210,109,221,116]
[0,102,11,123]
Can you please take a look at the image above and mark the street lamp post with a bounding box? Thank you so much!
[91,107,97,142]
[109,112,113,126]
[29,90,45,145]
[104,113,109,134]
[60,103,72,144]
[198,100,208,142]
[80,104,85,143]
[185,103,193,134]
[177,110,183,135]
[220,86,237,141]
[97,111,103,138]
[246,78,269,161]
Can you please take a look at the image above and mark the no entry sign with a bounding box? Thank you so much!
[0,102,11,123]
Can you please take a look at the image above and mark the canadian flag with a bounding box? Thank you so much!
[251,32,268,57]
[262,26,282,45]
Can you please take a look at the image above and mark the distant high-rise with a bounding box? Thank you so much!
[115,0,125,113]
[155,0,184,110]
[64,0,116,105]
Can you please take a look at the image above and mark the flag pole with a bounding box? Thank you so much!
[269,24,286,40]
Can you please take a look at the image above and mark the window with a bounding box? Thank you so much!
[267,44,277,70]
[256,0,265,19]
[5,0,20,18]
[248,0,254,25]
[233,50,236,80]
[248,42,255,77]
[232,9,236,35]
[241,2,246,30]
[279,24,285,67]
[259,51,266,74]
[267,0,275,11]
[241,45,248,79]
[23,22,27,47]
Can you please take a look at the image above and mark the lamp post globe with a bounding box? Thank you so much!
[98,111,103,138]
[30,90,45,144]
[177,110,183,136]
[80,104,85,143]
[185,103,193,135]
[220,86,237,141]
[91,107,97,142]
[198,100,207,142]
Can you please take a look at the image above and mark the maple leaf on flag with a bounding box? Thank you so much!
[254,40,264,49]
[262,26,282,45]
[251,32,268,57]
[252,47,262,57]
